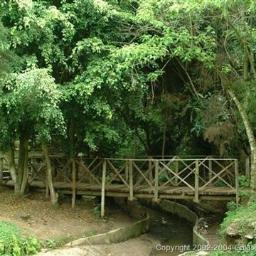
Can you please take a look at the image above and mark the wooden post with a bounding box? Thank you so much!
[175,159,178,186]
[208,159,213,182]
[194,160,199,203]
[129,160,134,201]
[101,159,107,217]
[235,159,239,206]
[72,159,76,208]
[149,159,153,182]
[154,160,159,201]
[125,160,129,182]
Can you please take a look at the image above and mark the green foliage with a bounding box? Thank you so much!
[0,68,65,150]
[93,205,101,218]
[239,175,250,188]
[0,221,40,255]
[43,239,57,249]
[0,0,220,156]
[210,247,256,256]
[1,0,256,158]
[220,201,256,237]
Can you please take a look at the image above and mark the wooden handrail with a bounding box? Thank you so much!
[1,155,239,216]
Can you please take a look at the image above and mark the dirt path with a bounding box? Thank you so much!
[0,187,157,255]
[0,187,133,241]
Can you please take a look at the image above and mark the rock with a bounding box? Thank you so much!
[244,234,254,240]
[226,223,240,237]
[250,222,256,228]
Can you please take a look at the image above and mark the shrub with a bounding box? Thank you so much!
[0,221,41,256]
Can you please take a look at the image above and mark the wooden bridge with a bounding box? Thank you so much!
[0,155,239,217]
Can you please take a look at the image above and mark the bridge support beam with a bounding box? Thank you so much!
[101,159,106,217]
[208,159,212,182]
[71,159,76,208]
[153,160,159,201]
[194,160,199,203]
[128,160,134,201]
[235,159,239,206]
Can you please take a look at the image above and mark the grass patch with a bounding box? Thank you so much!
[220,201,256,237]
[43,236,73,249]
[0,221,41,255]
[210,246,256,256]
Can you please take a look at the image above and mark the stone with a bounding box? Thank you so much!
[226,223,240,237]
[244,234,254,240]
[251,221,256,227]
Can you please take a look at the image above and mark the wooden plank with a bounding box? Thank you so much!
[208,159,213,181]
[72,159,76,208]
[125,160,128,182]
[101,160,106,218]
[159,162,195,191]
[200,162,234,190]
[194,160,199,203]
[87,157,99,169]
[133,161,154,189]
[135,161,154,187]
[149,159,153,182]
[159,158,208,187]
[129,160,134,201]
[106,160,129,187]
[154,160,159,201]
[174,159,178,185]
[2,155,241,205]
[77,160,101,185]
[235,159,239,206]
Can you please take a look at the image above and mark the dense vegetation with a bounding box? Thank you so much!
[3,0,256,255]
[1,0,256,242]
[0,221,40,256]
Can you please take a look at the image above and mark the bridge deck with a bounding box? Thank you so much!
[0,156,239,216]
[4,180,236,199]
[20,181,237,195]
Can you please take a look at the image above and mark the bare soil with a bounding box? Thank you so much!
[0,186,133,241]
[0,187,156,255]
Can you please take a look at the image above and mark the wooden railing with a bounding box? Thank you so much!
[0,155,239,216]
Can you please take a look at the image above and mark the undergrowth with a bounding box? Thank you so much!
[0,221,41,256]
[210,246,256,256]
[220,201,256,237]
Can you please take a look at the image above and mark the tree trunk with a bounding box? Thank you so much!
[20,140,28,194]
[42,143,58,206]
[16,137,29,195]
[228,89,256,190]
